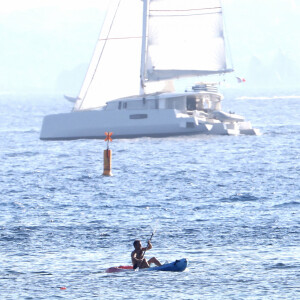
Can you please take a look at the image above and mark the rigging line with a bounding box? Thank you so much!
[79,0,122,110]
[150,7,222,12]
[99,36,142,41]
[149,12,222,17]
[220,0,234,71]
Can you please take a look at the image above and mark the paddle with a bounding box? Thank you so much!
[143,231,155,256]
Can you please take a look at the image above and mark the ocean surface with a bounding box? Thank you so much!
[0,91,299,299]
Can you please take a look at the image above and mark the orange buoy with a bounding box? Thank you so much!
[103,132,113,176]
[103,149,112,176]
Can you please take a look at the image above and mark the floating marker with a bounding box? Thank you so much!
[60,287,66,290]
[103,132,113,176]
[103,149,112,176]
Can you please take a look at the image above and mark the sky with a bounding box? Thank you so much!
[0,0,299,94]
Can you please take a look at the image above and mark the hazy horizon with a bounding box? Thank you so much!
[1,0,299,94]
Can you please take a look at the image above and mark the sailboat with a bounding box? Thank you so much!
[40,0,259,140]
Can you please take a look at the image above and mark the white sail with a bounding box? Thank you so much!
[74,0,232,111]
[74,0,143,111]
[146,0,230,81]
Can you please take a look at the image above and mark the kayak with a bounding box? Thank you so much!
[106,258,187,273]
[143,258,187,272]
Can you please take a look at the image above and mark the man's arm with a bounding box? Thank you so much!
[142,241,152,252]
[147,241,152,250]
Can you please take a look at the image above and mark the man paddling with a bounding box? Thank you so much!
[131,239,162,269]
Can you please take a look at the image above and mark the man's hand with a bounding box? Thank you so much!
[147,241,152,250]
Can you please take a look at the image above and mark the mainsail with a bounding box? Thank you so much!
[74,0,231,111]
[146,0,230,81]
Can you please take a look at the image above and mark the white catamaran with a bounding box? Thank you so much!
[40,0,259,140]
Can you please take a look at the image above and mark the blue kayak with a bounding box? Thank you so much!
[142,258,187,272]
[106,258,187,273]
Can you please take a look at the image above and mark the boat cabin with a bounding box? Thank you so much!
[105,92,222,113]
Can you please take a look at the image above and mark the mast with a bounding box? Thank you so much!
[140,0,150,95]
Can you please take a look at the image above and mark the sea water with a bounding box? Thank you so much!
[0,91,299,299]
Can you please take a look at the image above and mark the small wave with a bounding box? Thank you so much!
[193,205,218,211]
[273,201,300,208]
[57,154,71,158]
[5,151,40,158]
[77,175,92,181]
[0,235,15,242]
[24,129,39,134]
[4,270,26,276]
[194,219,209,222]
[99,232,110,237]
[0,129,39,134]
[31,271,53,275]
[183,228,200,235]
[219,193,259,203]
[266,262,300,270]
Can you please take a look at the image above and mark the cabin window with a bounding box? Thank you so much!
[118,102,122,109]
[166,96,186,110]
[145,99,156,109]
[127,100,143,109]
[123,102,127,109]
[187,96,196,111]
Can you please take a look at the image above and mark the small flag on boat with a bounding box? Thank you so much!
[104,132,113,142]
[236,77,246,83]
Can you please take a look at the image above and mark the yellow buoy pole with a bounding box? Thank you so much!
[103,132,113,176]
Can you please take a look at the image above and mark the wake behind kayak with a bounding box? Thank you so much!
[106,258,187,273]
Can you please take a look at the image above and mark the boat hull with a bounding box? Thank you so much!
[40,108,258,140]
[105,258,188,273]
[40,109,210,140]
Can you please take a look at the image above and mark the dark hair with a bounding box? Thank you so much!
[133,240,140,247]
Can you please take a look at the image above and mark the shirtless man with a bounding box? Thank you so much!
[131,239,162,269]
